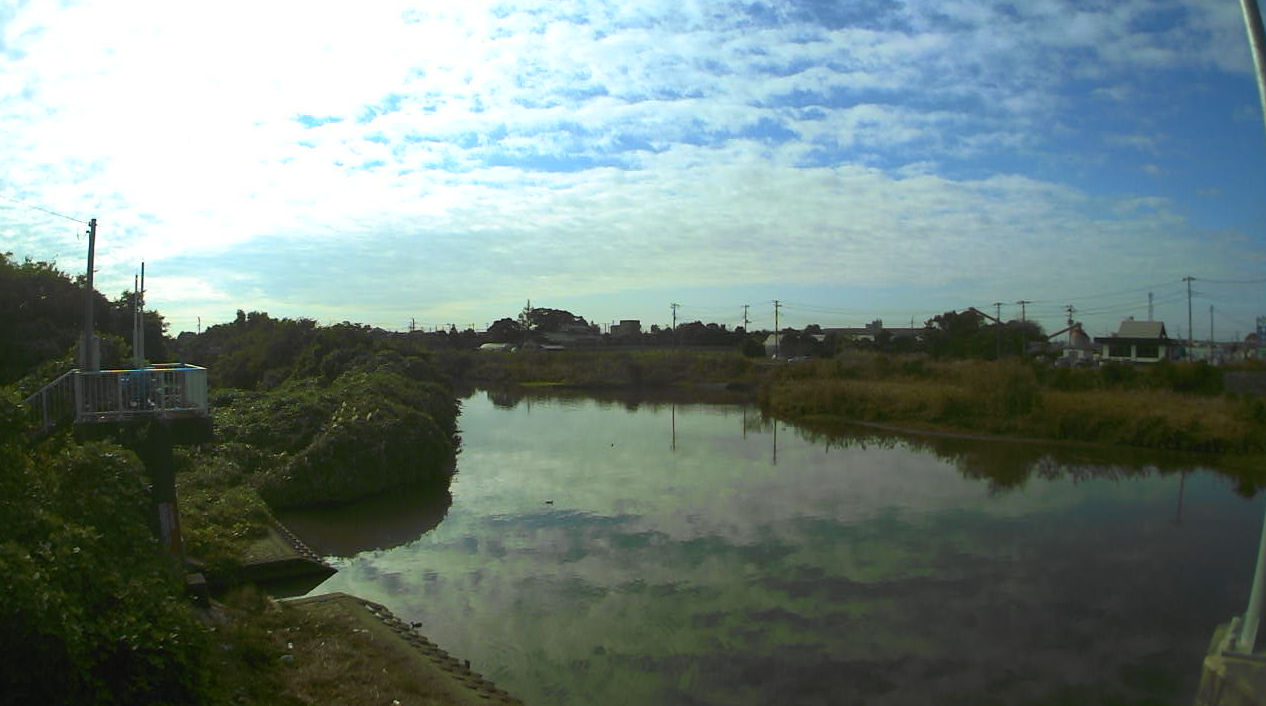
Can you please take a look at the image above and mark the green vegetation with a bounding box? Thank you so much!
[0,252,167,386]
[761,353,1266,457]
[0,390,210,704]
[169,315,460,573]
[2,254,465,702]
[435,347,763,388]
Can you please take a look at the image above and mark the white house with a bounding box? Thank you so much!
[1092,320,1175,363]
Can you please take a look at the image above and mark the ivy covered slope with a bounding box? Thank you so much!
[176,315,460,511]
[211,351,457,509]
[0,390,210,704]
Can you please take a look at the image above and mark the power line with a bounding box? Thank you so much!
[1024,279,1186,305]
[0,192,90,225]
[1196,277,1266,285]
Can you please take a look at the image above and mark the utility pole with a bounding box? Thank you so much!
[138,262,145,365]
[742,304,750,333]
[1016,300,1031,322]
[1184,276,1194,358]
[1148,292,1154,321]
[993,302,1003,359]
[79,218,98,371]
[1066,305,1075,347]
[197,316,201,335]
[670,303,680,346]
[133,274,141,368]
[1211,304,1215,349]
[774,300,781,359]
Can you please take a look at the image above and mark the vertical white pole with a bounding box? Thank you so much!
[1235,0,1266,654]
[1237,501,1266,652]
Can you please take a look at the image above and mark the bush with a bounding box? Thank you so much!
[1100,362,1139,388]
[1146,361,1224,396]
[209,353,459,509]
[0,390,211,704]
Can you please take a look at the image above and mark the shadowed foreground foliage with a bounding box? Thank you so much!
[0,390,210,705]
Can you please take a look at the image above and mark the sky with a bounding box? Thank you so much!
[3,0,1266,340]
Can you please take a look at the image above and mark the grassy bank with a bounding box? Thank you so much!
[761,354,1266,457]
[436,347,763,388]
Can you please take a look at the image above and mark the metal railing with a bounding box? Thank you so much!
[23,364,209,435]
[24,368,79,435]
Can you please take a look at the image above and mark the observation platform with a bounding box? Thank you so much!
[25,363,211,440]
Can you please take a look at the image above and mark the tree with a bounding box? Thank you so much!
[923,309,987,359]
[487,317,526,344]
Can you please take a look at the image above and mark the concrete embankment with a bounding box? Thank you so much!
[209,520,523,704]
[281,592,523,705]
[1193,620,1266,706]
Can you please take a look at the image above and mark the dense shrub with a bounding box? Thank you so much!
[0,390,210,704]
[206,351,459,509]
[444,348,758,388]
[1099,361,1139,388]
[1145,360,1224,396]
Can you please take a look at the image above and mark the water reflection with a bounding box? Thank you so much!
[304,390,1264,705]
[277,483,452,557]
[784,416,1265,497]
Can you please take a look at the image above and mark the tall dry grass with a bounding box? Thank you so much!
[763,354,1266,455]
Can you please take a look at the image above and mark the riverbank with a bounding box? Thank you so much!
[759,356,1266,465]
[436,346,765,388]
[444,347,1266,461]
[202,586,521,705]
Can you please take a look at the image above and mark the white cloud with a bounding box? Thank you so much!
[1,0,1263,336]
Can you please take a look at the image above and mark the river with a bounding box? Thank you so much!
[279,389,1266,705]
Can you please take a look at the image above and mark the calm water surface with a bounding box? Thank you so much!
[283,390,1266,705]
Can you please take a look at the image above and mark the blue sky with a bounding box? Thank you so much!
[3,0,1266,339]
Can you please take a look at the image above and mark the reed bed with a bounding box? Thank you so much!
[763,355,1266,455]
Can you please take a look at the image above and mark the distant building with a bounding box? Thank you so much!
[543,322,601,347]
[762,333,819,359]
[822,320,921,345]
[1093,319,1175,363]
[611,319,641,339]
[479,342,514,353]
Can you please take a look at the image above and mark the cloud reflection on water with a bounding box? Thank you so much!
[308,390,1263,705]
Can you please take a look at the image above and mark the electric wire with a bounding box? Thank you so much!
[0,193,90,225]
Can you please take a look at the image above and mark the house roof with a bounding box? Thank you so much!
[822,327,921,339]
[1115,320,1167,339]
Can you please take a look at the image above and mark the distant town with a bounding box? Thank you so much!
[192,302,1264,366]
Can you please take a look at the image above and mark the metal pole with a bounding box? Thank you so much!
[774,300,780,358]
[1233,0,1266,651]
[1241,0,1266,145]
[1185,276,1194,358]
[80,218,98,371]
[1237,499,1266,652]
[993,302,1002,359]
[133,274,141,368]
[138,261,145,365]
